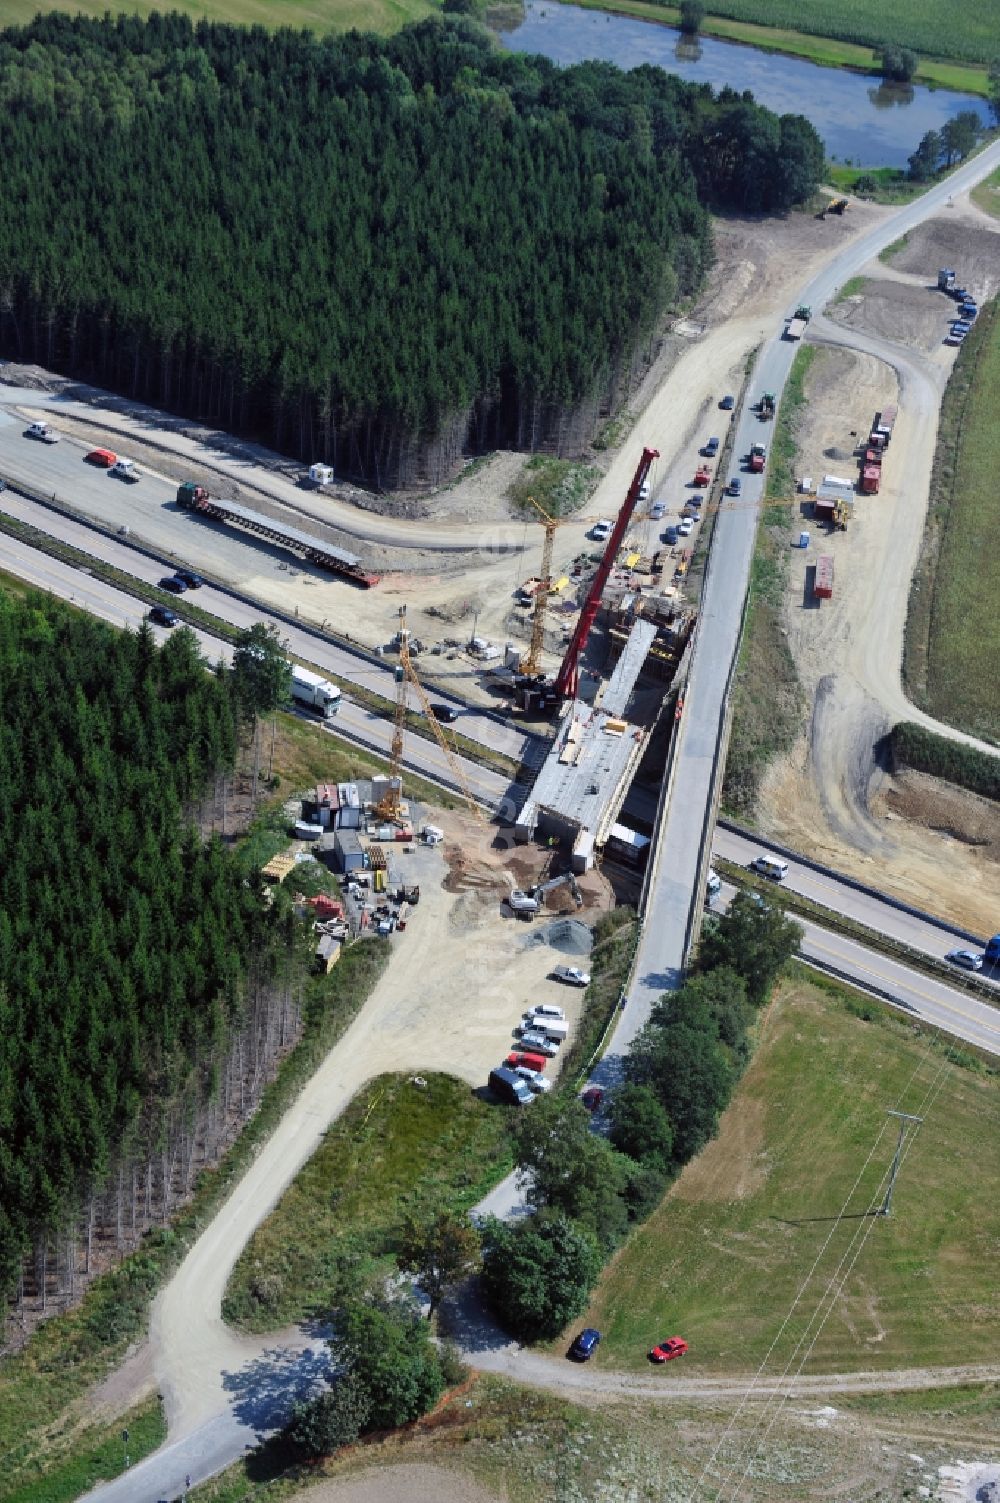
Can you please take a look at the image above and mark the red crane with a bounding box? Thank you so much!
[552,446,660,701]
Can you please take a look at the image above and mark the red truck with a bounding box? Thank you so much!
[861,464,881,494]
[814,555,834,600]
[748,443,766,474]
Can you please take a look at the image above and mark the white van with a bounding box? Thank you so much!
[535,1018,569,1042]
[525,1003,566,1022]
[749,855,788,882]
[422,825,444,846]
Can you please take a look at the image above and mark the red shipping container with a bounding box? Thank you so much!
[814,555,834,599]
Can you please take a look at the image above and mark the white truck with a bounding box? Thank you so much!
[110,457,139,482]
[290,664,341,720]
[25,421,59,443]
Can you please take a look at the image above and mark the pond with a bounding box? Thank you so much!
[502,0,989,169]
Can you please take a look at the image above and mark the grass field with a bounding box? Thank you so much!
[0,0,437,33]
[223,1073,512,1332]
[971,164,1000,219]
[582,976,1000,1373]
[903,295,1000,743]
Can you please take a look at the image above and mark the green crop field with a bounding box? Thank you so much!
[223,1072,511,1332]
[904,297,1000,743]
[680,0,997,67]
[0,0,437,33]
[582,977,1000,1374]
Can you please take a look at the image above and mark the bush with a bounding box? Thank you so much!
[480,1211,601,1342]
[437,1339,469,1388]
[609,1084,674,1169]
[284,1373,373,1458]
[879,44,917,81]
[332,1302,444,1431]
[889,722,1000,801]
[697,891,803,1007]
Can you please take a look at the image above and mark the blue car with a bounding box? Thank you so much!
[569,1328,601,1361]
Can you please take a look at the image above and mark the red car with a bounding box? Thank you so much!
[581,1086,604,1112]
[649,1336,688,1363]
[506,1051,548,1073]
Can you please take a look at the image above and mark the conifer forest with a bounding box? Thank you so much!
[0,13,823,486]
[0,598,296,1317]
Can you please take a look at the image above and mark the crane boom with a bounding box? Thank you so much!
[552,446,659,700]
[522,496,558,679]
[376,606,486,822]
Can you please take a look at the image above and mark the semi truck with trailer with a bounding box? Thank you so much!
[175,481,379,587]
[290,665,341,720]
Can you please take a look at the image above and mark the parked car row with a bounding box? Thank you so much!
[568,1327,689,1364]
[489,1003,570,1106]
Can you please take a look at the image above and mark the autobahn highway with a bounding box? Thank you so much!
[713,824,999,982]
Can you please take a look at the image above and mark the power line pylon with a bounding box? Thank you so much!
[880,1109,924,1217]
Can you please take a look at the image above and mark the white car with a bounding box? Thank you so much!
[514,1066,552,1094]
[638,481,650,501]
[677,518,694,537]
[706,869,721,898]
[508,889,540,914]
[650,500,666,520]
[552,966,590,988]
[526,1003,566,1020]
[590,520,613,543]
[518,1031,560,1057]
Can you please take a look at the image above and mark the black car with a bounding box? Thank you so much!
[159,575,187,594]
[569,1328,601,1361]
[149,605,179,628]
[428,703,458,724]
[174,569,204,589]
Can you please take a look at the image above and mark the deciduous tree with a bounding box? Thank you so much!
[396,1209,481,1318]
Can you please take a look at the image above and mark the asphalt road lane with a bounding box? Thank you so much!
[713,826,999,982]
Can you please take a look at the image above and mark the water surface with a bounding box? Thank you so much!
[503,1,988,168]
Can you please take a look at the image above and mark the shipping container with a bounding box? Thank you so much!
[861,465,881,494]
[814,555,834,600]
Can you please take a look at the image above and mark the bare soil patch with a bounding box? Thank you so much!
[825,278,950,355]
[874,768,1000,858]
[754,337,1000,934]
[883,218,1000,303]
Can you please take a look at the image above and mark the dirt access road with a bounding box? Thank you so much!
[145,815,606,1436]
[756,196,1000,934]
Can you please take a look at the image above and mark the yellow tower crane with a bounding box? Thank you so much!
[520,496,558,679]
[376,605,486,825]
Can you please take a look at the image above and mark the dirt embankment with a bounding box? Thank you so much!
[754,235,1000,934]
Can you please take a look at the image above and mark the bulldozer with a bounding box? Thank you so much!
[757,392,776,421]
